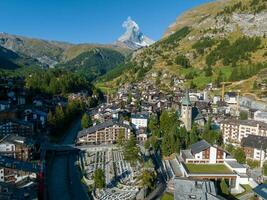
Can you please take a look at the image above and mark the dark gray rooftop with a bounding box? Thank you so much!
[241,135,267,150]
[77,120,131,138]
[191,140,211,155]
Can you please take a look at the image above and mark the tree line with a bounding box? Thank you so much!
[229,63,267,82]
[47,100,85,138]
[206,37,261,67]
[145,110,222,157]
[25,69,92,95]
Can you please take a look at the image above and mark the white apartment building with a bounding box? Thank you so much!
[220,119,267,144]
[241,135,267,166]
[181,140,226,164]
[130,114,148,129]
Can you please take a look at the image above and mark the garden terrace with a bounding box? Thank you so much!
[185,164,233,174]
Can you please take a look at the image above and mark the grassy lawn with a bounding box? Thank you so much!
[95,82,117,94]
[234,184,252,198]
[192,74,212,89]
[161,192,174,200]
[216,66,233,80]
[186,164,232,174]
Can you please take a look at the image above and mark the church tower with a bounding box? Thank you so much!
[181,90,192,131]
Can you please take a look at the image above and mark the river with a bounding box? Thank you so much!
[46,118,89,200]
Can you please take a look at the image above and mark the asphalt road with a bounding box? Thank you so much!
[46,118,89,200]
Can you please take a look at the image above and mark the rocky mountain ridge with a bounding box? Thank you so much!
[0,32,131,69]
[116,17,154,50]
[103,0,267,96]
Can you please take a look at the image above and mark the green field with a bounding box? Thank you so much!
[186,164,233,174]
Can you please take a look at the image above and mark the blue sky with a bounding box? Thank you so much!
[0,0,214,44]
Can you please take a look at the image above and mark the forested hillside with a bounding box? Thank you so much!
[101,0,267,96]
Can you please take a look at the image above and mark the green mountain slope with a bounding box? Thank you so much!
[57,48,125,80]
[0,33,69,67]
[106,0,267,93]
[0,46,41,70]
[0,33,131,79]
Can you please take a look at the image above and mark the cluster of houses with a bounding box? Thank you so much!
[0,77,92,198]
[75,80,267,199]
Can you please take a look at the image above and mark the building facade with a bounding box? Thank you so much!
[77,120,131,145]
[130,114,148,129]
[181,140,226,164]
[220,119,267,144]
[0,120,34,137]
[241,135,267,166]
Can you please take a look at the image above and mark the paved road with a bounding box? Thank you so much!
[46,118,89,200]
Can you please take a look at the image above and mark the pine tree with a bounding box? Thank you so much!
[138,170,155,190]
[116,128,125,146]
[47,110,55,128]
[205,65,213,77]
[55,106,65,129]
[81,113,90,129]
[93,169,105,189]
[189,125,199,145]
[123,134,140,167]
[233,147,246,164]
[160,111,171,134]
[162,132,172,157]
[220,179,229,196]
[229,67,238,81]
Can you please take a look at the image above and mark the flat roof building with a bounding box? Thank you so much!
[174,178,221,200]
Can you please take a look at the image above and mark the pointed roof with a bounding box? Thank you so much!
[181,90,192,106]
[191,140,211,154]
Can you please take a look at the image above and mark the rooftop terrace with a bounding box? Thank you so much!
[185,164,233,174]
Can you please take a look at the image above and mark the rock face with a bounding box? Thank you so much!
[0,32,70,67]
[109,0,267,90]
[232,12,267,37]
[164,0,267,39]
[116,17,154,50]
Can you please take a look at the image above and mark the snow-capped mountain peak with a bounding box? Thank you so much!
[116,17,154,50]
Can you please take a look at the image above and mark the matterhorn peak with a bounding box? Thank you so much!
[116,17,154,50]
[122,17,140,33]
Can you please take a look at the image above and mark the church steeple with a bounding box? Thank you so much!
[180,90,192,131]
[181,90,192,106]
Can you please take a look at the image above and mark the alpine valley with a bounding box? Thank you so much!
[1,0,267,97]
[99,0,267,98]
[0,17,153,80]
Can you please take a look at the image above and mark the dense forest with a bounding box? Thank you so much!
[57,48,125,81]
[206,37,261,66]
[25,69,93,95]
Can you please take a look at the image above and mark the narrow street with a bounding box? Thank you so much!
[46,118,89,200]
